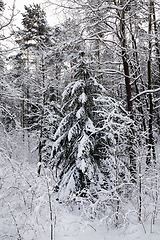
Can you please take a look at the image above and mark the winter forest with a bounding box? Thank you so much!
[0,0,160,239]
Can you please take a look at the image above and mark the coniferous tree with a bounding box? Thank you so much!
[51,54,132,200]
[52,56,99,197]
[15,4,60,173]
[16,4,51,50]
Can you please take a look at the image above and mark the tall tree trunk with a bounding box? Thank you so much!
[120,1,132,113]
[152,1,160,74]
[147,0,156,166]
[129,21,147,133]
[120,0,136,181]
[38,55,45,175]
[152,0,160,134]
[95,38,101,83]
[22,87,25,140]
[138,158,142,222]
[150,1,158,223]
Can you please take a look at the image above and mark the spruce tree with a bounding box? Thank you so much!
[52,56,100,198]
[51,54,132,200]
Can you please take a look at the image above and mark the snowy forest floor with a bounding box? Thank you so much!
[0,130,160,240]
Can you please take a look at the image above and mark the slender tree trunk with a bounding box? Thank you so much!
[147,0,156,166]
[95,38,101,83]
[152,0,160,134]
[139,158,142,222]
[38,54,45,175]
[120,0,136,181]
[115,150,119,223]
[152,1,160,74]
[120,3,132,113]
[150,1,158,223]
[38,133,42,175]
[22,87,25,140]
[129,21,147,133]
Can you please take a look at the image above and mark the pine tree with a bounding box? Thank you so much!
[16,4,51,50]
[15,4,60,173]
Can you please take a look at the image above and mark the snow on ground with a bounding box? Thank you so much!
[49,205,160,240]
[0,130,160,240]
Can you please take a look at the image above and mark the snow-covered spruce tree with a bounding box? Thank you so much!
[51,56,102,199]
[51,55,132,200]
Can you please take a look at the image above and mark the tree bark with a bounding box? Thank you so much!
[147,0,156,166]
[152,0,160,134]
[120,0,136,180]
[38,55,45,175]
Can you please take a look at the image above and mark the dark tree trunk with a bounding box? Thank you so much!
[147,0,156,166]
[152,0,160,134]
[120,1,136,181]
[38,55,45,175]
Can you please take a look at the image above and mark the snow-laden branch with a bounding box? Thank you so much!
[0,0,16,31]
[130,88,160,102]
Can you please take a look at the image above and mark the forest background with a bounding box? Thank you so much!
[0,0,160,239]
